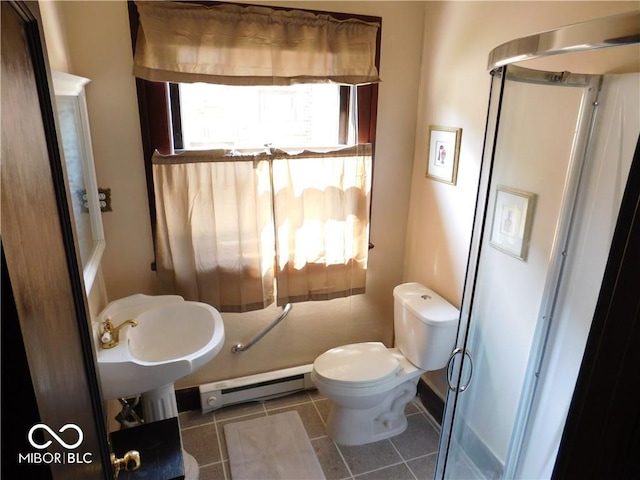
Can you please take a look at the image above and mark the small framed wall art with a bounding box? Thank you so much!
[489,186,537,261]
[425,125,462,185]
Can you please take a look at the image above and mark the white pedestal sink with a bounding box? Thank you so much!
[95,294,225,480]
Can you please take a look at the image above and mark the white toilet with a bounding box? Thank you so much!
[311,283,459,446]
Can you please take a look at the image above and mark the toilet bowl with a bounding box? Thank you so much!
[312,283,459,446]
[312,342,424,445]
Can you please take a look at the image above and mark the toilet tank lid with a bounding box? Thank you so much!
[393,283,459,326]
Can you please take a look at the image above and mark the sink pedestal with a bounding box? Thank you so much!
[142,383,179,420]
[142,383,199,480]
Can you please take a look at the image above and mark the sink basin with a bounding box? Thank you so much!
[96,294,225,400]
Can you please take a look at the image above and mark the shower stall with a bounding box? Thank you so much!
[435,11,639,479]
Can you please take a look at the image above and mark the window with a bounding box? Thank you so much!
[129,2,381,311]
[173,83,346,150]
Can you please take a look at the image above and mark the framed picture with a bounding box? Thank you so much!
[425,125,462,185]
[489,186,537,261]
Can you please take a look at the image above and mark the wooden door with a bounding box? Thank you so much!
[1,1,110,478]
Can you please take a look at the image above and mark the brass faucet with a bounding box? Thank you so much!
[101,319,138,349]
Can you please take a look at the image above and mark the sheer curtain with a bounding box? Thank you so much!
[153,150,275,312]
[272,145,372,304]
[153,146,372,311]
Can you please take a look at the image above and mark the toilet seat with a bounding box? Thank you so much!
[313,342,400,388]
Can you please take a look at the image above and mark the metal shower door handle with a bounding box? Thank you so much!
[446,348,474,392]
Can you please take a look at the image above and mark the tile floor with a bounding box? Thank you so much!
[178,389,442,480]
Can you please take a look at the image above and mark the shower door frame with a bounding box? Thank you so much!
[436,62,601,480]
[435,10,640,479]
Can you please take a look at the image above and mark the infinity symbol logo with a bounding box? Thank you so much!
[28,424,84,450]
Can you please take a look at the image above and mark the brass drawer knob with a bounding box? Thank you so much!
[111,450,141,478]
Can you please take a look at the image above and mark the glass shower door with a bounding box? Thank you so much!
[435,66,601,479]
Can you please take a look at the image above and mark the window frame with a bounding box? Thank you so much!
[127,0,381,261]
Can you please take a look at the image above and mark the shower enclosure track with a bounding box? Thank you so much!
[231,303,293,353]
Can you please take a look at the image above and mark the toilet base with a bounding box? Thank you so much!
[327,405,409,446]
[324,378,419,446]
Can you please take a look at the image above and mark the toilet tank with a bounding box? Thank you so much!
[393,283,459,371]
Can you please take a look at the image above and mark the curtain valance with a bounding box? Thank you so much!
[133,1,381,86]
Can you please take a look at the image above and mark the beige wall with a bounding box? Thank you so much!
[404,0,637,397]
[40,0,70,72]
[41,0,636,396]
[43,0,426,389]
[405,0,637,307]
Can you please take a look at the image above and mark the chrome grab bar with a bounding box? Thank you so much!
[231,303,293,353]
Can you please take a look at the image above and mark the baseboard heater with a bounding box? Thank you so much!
[199,364,315,413]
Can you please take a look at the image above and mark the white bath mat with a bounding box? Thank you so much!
[224,411,326,480]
